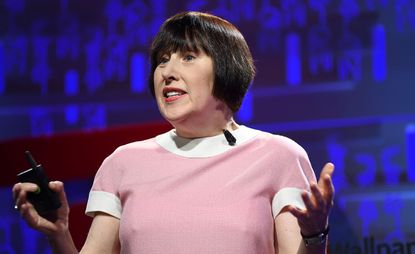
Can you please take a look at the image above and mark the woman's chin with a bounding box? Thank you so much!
[162,113,189,126]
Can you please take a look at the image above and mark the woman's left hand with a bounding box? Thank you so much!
[287,163,335,236]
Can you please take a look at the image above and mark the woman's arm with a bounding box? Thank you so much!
[13,181,78,254]
[13,181,120,254]
[275,211,327,254]
[46,213,120,254]
[275,163,335,254]
[79,213,120,254]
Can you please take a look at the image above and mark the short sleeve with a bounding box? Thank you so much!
[85,150,123,219]
[270,136,317,218]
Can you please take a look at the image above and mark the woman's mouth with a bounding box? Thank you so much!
[163,88,187,103]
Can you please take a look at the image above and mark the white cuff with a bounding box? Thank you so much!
[85,191,122,219]
[272,187,306,218]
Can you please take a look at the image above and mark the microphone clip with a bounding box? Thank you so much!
[223,129,236,146]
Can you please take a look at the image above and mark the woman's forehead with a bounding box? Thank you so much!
[157,43,203,57]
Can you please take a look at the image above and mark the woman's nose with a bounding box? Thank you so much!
[161,56,179,83]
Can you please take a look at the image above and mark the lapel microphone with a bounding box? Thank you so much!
[223,129,236,146]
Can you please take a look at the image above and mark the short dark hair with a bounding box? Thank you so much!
[148,11,255,112]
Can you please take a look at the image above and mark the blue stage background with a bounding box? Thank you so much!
[1,0,414,253]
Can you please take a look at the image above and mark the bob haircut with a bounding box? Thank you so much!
[148,11,255,113]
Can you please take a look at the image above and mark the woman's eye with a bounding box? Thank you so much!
[158,56,169,65]
[183,54,195,61]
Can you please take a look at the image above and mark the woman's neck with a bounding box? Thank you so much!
[174,118,239,139]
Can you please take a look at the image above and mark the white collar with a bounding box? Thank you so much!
[155,125,260,158]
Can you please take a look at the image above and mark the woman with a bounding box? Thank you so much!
[13,11,334,254]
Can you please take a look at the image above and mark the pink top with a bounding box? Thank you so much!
[86,126,316,254]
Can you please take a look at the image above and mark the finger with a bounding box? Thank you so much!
[20,200,57,232]
[301,190,317,211]
[13,182,39,196]
[20,203,43,229]
[17,182,40,194]
[310,183,325,207]
[49,181,68,206]
[13,183,40,209]
[48,181,62,190]
[12,183,24,209]
[318,163,334,188]
[15,187,29,209]
[49,181,70,221]
[323,174,335,205]
[12,183,22,202]
[20,202,34,216]
[286,205,307,219]
[19,202,39,228]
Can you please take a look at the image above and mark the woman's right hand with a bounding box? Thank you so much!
[12,181,70,236]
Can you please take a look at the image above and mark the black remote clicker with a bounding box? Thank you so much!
[17,151,61,214]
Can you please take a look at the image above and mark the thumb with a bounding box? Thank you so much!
[48,181,69,207]
[48,181,64,193]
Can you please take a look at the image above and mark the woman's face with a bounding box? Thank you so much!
[153,49,224,130]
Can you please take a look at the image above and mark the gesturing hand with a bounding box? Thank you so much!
[287,163,335,236]
[12,181,70,236]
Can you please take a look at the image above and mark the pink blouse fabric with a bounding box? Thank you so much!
[85,126,316,254]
